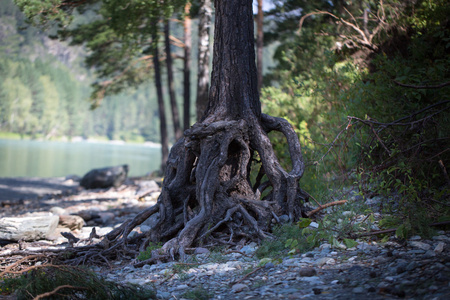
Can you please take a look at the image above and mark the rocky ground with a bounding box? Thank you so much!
[0,177,449,299]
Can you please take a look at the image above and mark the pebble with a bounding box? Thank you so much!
[298,267,316,277]
[409,241,431,251]
[232,283,248,292]
[315,257,335,267]
[434,242,445,253]
[352,286,365,293]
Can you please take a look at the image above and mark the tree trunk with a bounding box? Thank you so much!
[196,0,211,121]
[183,3,192,130]
[164,20,183,140]
[152,31,169,172]
[256,0,264,93]
[78,0,306,264]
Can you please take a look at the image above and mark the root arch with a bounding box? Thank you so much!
[99,113,307,262]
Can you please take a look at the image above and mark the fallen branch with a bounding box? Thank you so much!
[234,266,263,284]
[306,200,348,217]
[438,160,450,187]
[393,80,450,89]
[356,221,450,237]
[224,250,252,258]
[33,285,87,300]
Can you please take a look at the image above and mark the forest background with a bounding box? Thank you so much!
[0,0,449,235]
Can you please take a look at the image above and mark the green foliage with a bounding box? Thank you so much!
[181,286,213,300]
[137,242,162,261]
[262,0,450,238]
[255,224,317,258]
[0,265,156,299]
[257,206,372,258]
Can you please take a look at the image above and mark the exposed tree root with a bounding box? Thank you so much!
[75,117,300,263]
[20,113,308,266]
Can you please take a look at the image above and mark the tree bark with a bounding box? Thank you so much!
[152,30,169,172]
[256,0,264,93]
[183,2,192,130]
[164,20,183,140]
[196,0,212,121]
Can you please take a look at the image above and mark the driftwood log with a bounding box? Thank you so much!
[0,215,59,241]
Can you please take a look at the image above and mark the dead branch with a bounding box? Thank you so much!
[356,221,450,237]
[306,200,348,217]
[234,266,263,284]
[302,190,323,208]
[438,160,450,186]
[347,102,450,128]
[393,80,450,89]
[0,254,53,277]
[33,285,87,300]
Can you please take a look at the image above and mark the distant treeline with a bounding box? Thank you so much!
[0,0,165,143]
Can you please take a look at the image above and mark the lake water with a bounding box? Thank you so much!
[0,139,162,178]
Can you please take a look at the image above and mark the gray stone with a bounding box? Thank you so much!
[409,241,431,251]
[357,242,370,250]
[283,258,303,267]
[80,165,128,189]
[299,276,324,285]
[279,215,290,223]
[407,249,425,255]
[264,262,275,269]
[299,267,317,277]
[58,214,85,230]
[406,261,419,271]
[50,206,66,215]
[98,212,115,224]
[232,283,248,292]
[433,235,450,241]
[434,242,445,253]
[409,235,422,240]
[366,197,382,206]
[156,291,171,299]
[352,287,365,294]
[315,257,335,267]
[174,284,188,290]
[348,265,363,273]
[309,221,319,228]
[422,250,436,258]
[241,243,257,254]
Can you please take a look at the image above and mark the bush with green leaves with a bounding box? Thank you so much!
[262,0,449,238]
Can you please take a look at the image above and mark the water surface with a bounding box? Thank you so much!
[0,139,161,178]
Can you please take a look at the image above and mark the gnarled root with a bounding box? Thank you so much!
[63,115,307,265]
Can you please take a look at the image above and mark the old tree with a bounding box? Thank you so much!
[16,0,307,262]
[103,0,308,262]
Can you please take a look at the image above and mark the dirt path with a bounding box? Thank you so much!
[0,177,79,202]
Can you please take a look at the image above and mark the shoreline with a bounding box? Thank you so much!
[0,135,162,148]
